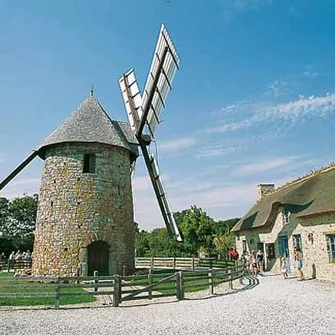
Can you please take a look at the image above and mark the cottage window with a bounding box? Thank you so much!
[242,240,247,252]
[283,211,291,225]
[83,154,96,173]
[326,234,335,263]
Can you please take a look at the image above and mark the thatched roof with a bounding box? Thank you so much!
[232,165,335,232]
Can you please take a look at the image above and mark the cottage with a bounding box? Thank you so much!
[232,165,335,282]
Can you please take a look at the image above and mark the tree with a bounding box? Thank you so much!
[213,234,235,259]
[0,197,10,235]
[135,228,150,257]
[0,194,38,254]
[145,228,186,257]
[176,205,216,256]
[134,207,240,259]
[9,194,38,237]
[213,217,240,258]
[214,218,240,236]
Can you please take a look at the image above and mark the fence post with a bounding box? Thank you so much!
[55,276,61,309]
[148,268,153,300]
[7,259,11,273]
[176,271,184,301]
[94,270,99,292]
[192,258,195,271]
[150,257,154,270]
[208,269,213,295]
[228,269,233,290]
[239,265,244,285]
[173,257,176,269]
[113,274,121,307]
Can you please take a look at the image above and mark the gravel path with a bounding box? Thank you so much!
[1,274,334,335]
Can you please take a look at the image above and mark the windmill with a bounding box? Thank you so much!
[0,24,182,276]
[119,24,182,241]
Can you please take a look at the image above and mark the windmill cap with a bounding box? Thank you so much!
[36,95,138,158]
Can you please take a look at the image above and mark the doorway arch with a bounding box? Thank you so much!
[87,241,110,276]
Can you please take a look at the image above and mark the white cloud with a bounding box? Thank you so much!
[207,92,335,134]
[195,143,243,158]
[259,93,335,121]
[301,71,319,78]
[158,137,196,154]
[211,103,240,115]
[264,79,291,98]
[234,156,298,175]
[205,119,252,134]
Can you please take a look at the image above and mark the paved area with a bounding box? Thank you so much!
[1,274,334,335]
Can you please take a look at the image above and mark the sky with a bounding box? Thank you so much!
[1,0,335,231]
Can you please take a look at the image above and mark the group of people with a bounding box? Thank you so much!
[280,247,305,280]
[8,250,32,261]
[239,249,264,276]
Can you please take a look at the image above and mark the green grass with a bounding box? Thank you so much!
[0,272,96,307]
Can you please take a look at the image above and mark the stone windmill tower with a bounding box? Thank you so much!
[32,92,138,276]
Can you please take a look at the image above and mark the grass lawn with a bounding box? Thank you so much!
[0,272,96,307]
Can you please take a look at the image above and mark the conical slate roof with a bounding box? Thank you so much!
[36,95,138,157]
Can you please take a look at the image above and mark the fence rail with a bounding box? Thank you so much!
[0,263,245,309]
[0,259,32,272]
[135,257,236,270]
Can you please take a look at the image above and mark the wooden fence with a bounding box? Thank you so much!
[0,257,235,273]
[135,257,200,270]
[0,265,245,309]
[0,259,32,272]
[135,257,236,270]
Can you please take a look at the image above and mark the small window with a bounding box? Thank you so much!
[83,154,96,173]
[242,240,247,252]
[326,234,335,263]
[283,211,290,225]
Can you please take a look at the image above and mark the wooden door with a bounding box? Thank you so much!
[87,241,109,276]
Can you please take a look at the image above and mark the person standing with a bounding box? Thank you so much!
[229,248,239,263]
[281,256,288,278]
[295,247,305,280]
[256,249,264,274]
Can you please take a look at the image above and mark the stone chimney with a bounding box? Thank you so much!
[258,183,275,200]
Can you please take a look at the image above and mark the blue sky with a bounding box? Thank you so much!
[1,0,335,231]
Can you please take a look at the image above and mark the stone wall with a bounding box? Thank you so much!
[235,210,335,282]
[32,142,135,276]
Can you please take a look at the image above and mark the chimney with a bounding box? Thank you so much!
[258,183,275,200]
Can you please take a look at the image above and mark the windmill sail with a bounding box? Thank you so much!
[140,144,182,242]
[149,154,182,241]
[119,69,143,133]
[140,24,180,138]
[119,24,182,241]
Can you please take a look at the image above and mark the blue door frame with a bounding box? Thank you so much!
[279,235,291,274]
